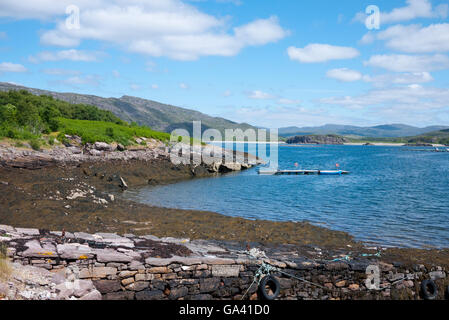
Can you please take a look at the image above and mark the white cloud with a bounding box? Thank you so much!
[51,74,101,87]
[353,0,448,24]
[375,23,449,53]
[42,68,81,76]
[215,0,243,5]
[0,62,27,72]
[288,44,359,63]
[278,98,301,105]
[364,54,449,72]
[359,32,375,45]
[234,16,288,46]
[179,83,189,89]
[364,72,434,86]
[224,104,355,128]
[320,84,449,111]
[151,84,159,89]
[247,90,275,100]
[29,49,101,62]
[1,0,287,61]
[326,68,363,82]
[325,67,435,86]
[0,0,101,20]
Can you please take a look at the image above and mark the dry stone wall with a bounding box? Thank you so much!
[1,225,448,300]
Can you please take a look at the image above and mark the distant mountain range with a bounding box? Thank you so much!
[0,82,255,137]
[279,124,449,138]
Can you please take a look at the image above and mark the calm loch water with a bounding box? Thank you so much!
[124,144,449,249]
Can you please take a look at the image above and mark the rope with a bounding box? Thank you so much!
[241,277,258,300]
[241,261,327,300]
[327,251,382,263]
[240,249,384,299]
[274,268,327,290]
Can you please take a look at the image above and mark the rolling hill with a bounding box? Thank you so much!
[406,129,449,145]
[0,82,256,138]
[279,123,449,138]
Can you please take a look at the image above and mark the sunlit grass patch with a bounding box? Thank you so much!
[57,118,171,146]
[0,242,11,281]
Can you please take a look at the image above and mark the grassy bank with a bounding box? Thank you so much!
[57,118,171,146]
[0,242,11,282]
[0,90,173,148]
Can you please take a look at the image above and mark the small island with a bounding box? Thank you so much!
[286,134,348,145]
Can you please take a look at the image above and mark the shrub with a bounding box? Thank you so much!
[29,139,41,151]
[6,128,16,139]
[105,127,114,138]
[48,136,55,145]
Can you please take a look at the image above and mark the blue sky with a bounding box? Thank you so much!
[1,0,449,128]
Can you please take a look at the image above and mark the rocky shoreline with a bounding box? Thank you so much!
[1,140,449,300]
[0,136,262,172]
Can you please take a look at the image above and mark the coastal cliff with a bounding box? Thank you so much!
[286,135,348,145]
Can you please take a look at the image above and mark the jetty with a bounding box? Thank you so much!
[258,169,349,175]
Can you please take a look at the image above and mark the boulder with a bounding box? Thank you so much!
[94,142,113,151]
[55,282,74,300]
[16,228,40,236]
[222,162,242,172]
[208,162,222,173]
[93,280,121,294]
[57,243,93,260]
[73,279,95,298]
[429,271,446,280]
[21,240,58,258]
[89,149,103,157]
[79,289,102,300]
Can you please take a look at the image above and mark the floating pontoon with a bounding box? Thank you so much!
[257,169,349,175]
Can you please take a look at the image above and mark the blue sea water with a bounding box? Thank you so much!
[124,144,449,248]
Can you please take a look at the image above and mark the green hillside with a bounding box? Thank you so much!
[0,90,170,149]
[348,130,449,145]
[0,82,258,138]
[406,129,449,145]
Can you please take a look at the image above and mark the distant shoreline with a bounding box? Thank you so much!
[344,142,447,147]
[209,141,286,144]
[344,142,405,146]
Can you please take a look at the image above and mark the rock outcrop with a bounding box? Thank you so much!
[0,139,263,172]
[286,135,348,145]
